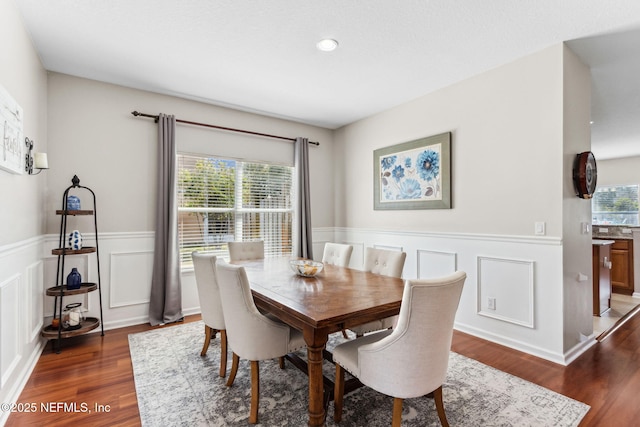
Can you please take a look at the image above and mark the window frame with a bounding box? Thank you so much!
[591,184,639,226]
[177,152,294,270]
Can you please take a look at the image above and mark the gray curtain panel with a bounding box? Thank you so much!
[294,137,313,259]
[149,113,183,326]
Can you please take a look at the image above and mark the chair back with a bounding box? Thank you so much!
[358,271,466,399]
[228,240,264,261]
[322,243,354,267]
[364,247,406,277]
[216,261,291,360]
[191,252,225,330]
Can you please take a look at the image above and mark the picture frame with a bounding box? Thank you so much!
[374,131,451,210]
[0,84,25,175]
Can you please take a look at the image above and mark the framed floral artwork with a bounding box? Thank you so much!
[374,132,451,210]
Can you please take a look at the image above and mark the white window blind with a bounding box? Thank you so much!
[177,153,293,268]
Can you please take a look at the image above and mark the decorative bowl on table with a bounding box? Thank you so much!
[289,259,324,277]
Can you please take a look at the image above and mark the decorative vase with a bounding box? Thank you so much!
[66,267,82,290]
[67,195,81,210]
[68,230,83,250]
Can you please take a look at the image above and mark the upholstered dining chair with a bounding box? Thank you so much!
[322,242,354,267]
[228,240,265,261]
[191,252,227,378]
[216,261,306,424]
[333,271,466,427]
[348,247,407,337]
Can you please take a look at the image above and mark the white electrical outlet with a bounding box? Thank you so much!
[488,297,496,310]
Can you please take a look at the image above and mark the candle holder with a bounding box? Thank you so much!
[62,303,83,330]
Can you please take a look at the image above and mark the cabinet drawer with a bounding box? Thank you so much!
[612,239,631,250]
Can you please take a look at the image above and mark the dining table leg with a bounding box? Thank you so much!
[304,328,329,427]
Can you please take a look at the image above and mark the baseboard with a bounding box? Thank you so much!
[454,322,567,365]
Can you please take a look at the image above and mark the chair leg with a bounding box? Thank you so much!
[250,360,260,424]
[433,386,449,427]
[392,397,403,427]
[341,329,349,339]
[219,330,228,378]
[226,353,239,387]
[200,325,213,356]
[279,356,285,369]
[333,364,345,422]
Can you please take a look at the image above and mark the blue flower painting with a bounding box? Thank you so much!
[378,142,442,203]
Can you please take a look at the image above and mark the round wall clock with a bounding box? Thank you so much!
[573,151,597,199]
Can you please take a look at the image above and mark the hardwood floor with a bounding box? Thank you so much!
[7,312,640,426]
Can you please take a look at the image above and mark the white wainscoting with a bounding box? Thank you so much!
[26,262,44,344]
[43,232,158,331]
[0,237,47,426]
[0,274,21,388]
[477,256,535,328]
[417,249,457,279]
[331,227,581,365]
[110,251,154,308]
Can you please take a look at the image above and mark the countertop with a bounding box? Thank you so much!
[593,239,615,246]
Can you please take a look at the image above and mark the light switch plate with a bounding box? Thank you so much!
[535,222,546,236]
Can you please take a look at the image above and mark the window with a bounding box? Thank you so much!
[177,153,293,269]
[592,185,639,225]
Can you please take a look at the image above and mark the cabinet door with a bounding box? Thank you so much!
[611,239,634,295]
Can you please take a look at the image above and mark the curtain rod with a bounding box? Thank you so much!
[131,111,319,146]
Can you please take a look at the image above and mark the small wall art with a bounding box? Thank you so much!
[374,131,451,210]
[0,84,24,175]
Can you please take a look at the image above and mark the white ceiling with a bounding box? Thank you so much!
[13,0,640,159]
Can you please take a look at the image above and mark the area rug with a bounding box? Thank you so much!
[129,321,589,426]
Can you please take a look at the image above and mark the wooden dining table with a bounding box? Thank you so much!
[231,257,405,427]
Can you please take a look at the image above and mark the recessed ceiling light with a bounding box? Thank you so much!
[317,38,338,52]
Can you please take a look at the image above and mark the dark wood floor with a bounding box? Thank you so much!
[7,312,640,426]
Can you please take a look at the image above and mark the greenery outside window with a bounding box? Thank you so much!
[592,185,639,226]
[177,153,293,269]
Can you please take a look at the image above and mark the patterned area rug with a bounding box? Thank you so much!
[129,321,589,426]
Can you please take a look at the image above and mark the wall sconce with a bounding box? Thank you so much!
[25,137,48,175]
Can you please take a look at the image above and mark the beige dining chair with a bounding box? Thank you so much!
[191,252,228,378]
[228,240,265,261]
[333,271,466,427]
[322,242,354,267]
[216,261,306,424]
[348,247,407,337]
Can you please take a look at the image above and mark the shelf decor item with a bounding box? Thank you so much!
[66,267,82,290]
[66,195,81,210]
[62,303,83,330]
[68,229,83,250]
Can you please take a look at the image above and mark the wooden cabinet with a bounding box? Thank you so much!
[611,239,634,295]
[593,242,613,316]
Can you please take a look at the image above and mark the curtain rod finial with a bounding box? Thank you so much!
[131,111,140,116]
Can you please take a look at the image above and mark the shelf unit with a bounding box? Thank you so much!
[42,175,104,352]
